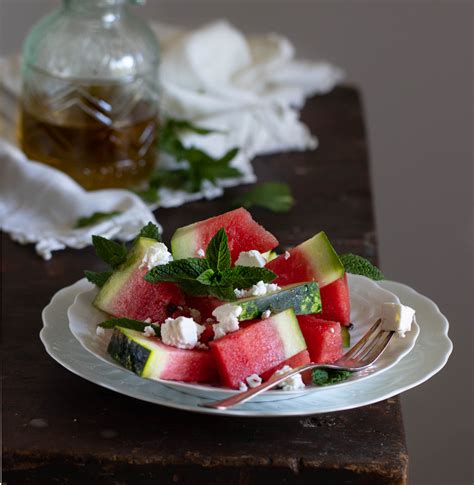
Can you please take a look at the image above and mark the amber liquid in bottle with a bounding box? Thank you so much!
[19,84,158,190]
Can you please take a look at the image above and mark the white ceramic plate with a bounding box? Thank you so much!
[67,274,419,401]
[41,277,452,416]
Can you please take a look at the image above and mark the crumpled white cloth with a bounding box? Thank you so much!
[0,20,343,259]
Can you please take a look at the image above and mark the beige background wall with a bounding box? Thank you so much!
[1,1,472,484]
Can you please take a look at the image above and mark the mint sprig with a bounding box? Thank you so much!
[84,270,113,287]
[234,182,294,213]
[75,210,122,228]
[145,228,277,300]
[98,317,161,336]
[312,368,352,386]
[137,221,162,242]
[339,253,384,281]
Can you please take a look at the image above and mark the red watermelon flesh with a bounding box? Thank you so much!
[297,316,343,364]
[260,349,311,384]
[318,274,351,325]
[171,208,279,263]
[95,267,185,323]
[186,296,223,322]
[209,309,307,389]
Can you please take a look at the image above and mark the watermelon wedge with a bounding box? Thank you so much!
[94,237,185,323]
[318,274,351,325]
[265,231,344,288]
[108,327,218,383]
[209,309,307,389]
[171,208,279,262]
[297,316,343,364]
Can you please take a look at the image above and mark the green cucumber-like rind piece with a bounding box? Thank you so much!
[238,282,321,321]
[299,231,345,287]
[271,308,307,357]
[93,237,158,312]
[341,326,350,348]
[171,223,198,259]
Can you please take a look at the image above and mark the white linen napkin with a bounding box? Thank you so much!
[0,20,343,259]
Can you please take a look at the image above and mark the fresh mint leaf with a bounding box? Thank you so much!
[138,222,162,242]
[208,285,236,301]
[75,211,121,228]
[339,254,384,281]
[98,317,160,336]
[84,270,112,287]
[145,258,210,284]
[312,368,352,386]
[91,235,127,269]
[234,182,294,213]
[166,118,218,135]
[221,266,276,289]
[196,268,216,285]
[205,228,231,272]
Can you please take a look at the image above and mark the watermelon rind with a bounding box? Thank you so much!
[170,223,198,260]
[93,237,158,313]
[272,309,307,357]
[299,232,344,287]
[237,282,322,320]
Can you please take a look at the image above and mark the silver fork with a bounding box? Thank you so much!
[201,318,394,410]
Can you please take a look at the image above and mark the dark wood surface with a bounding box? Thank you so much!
[2,86,408,484]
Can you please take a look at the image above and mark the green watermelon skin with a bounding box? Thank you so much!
[297,316,343,364]
[108,327,219,384]
[94,237,185,323]
[171,208,279,262]
[265,232,344,288]
[209,309,306,389]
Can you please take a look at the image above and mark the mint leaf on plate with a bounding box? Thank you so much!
[339,253,384,281]
[91,235,127,269]
[75,211,121,228]
[84,270,112,287]
[98,317,160,336]
[312,368,352,386]
[205,227,231,273]
[234,182,294,213]
[145,258,210,284]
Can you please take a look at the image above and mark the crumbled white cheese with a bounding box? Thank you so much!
[234,281,281,299]
[143,325,156,337]
[161,316,204,349]
[245,374,262,388]
[144,317,152,323]
[261,309,271,319]
[381,302,416,337]
[273,365,305,391]
[284,251,291,260]
[197,248,205,257]
[96,326,105,336]
[139,242,173,270]
[238,381,249,391]
[212,304,242,339]
[189,308,202,323]
[195,342,209,350]
[235,250,268,268]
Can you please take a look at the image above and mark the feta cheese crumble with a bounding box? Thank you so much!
[139,242,173,270]
[212,304,242,339]
[197,248,205,257]
[234,281,281,299]
[273,365,305,391]
[96,326,105,336]
[235,250,268,268]
[261,309,271,319]
[143,325,156,337]
[380,302,416,337]
[161,316,204,349]
[284,250,291,260]
[245,374,262,388]
[238,381,248,391]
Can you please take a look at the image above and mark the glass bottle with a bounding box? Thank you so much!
[18,0,160,190]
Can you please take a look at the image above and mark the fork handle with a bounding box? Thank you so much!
[200,363,340,410]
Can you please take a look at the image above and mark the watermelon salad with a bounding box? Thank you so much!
[88,208,354,391]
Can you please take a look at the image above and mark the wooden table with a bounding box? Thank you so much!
[2,86,408,484]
